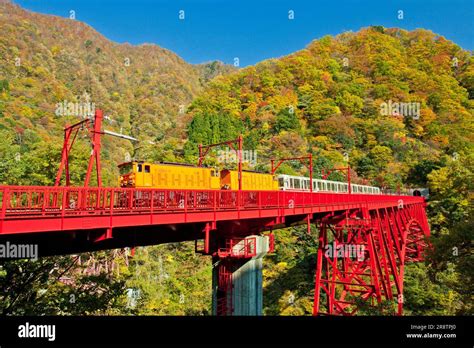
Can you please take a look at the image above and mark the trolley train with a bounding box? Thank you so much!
[118,161,381,194]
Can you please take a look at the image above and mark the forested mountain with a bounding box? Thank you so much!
[0,0,472,315]
[183,26,473,315]
[185,26,473,188]
[0,0,233,186]
[0,0,228,315]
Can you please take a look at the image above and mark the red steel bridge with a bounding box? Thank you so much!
[0,110,430,316]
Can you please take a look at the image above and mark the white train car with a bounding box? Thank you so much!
[276,174,381,194]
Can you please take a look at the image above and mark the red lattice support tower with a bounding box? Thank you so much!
[214,237,257,316]
[313,201,430,316]
[216,261,234,316]
[55,109,103,187]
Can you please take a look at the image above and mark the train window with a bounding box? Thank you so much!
[294,179,300,189]
[278,177,285,188]
[137,164,143,172]
[145,165,150,173]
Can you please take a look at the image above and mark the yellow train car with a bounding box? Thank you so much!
[220,169,278,191]
[119,161,220,190]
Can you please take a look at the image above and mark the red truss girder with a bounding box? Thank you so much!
[313,203,430,316]
[0,186,427,236]
[0,185,430,317]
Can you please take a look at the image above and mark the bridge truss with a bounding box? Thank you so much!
[0,185,429,315]
[313,201,429,315]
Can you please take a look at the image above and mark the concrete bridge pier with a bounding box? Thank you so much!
[212,235,270,316]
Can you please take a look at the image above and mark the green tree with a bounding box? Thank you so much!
[274,108,300,133]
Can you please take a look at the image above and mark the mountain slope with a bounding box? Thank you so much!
[182,26,474,315]
[0,0,233,185]
[184,26,473,188]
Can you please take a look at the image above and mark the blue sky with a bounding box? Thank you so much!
[15,0,474,66]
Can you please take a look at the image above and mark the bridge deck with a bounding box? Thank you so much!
[0,185,425,235]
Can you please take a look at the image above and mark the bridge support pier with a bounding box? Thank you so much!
[212,235,270,316]
[312,204,429,316]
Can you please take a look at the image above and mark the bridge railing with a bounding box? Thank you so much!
[0,185,423,219]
